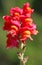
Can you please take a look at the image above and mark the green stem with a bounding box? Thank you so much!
[20,43,26,65]
[18,43,26,65]
[17,43,28,65]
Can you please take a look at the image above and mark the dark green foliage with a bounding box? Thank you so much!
[33,0,42,15]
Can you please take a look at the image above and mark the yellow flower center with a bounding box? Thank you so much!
[11,25,18,30]
[23,30,30,35]
[27,7,31,11]
[14,12,19,16]
[25,18,31,22]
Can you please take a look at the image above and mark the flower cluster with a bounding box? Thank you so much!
[3,3,38,48]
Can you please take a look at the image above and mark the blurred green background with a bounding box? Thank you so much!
[0,0,42,65]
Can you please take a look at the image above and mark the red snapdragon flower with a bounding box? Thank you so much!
[23,3,34,17]
[10,7,22,21]
[6,33,19,48]
[3,2,38,48]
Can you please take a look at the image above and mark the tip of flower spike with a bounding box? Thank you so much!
[24,2,30,7]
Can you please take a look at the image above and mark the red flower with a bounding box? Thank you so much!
[21,16,33,27]
[3,16,12,30]
[3,2,38,48]
[20,23,38,42]
[10,7,22,21]
[20,27,33,42]
[6,34,19,48]
[23,3,34,17]
[3,16,20,31]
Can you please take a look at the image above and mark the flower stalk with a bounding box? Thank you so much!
[17,43,28,65]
